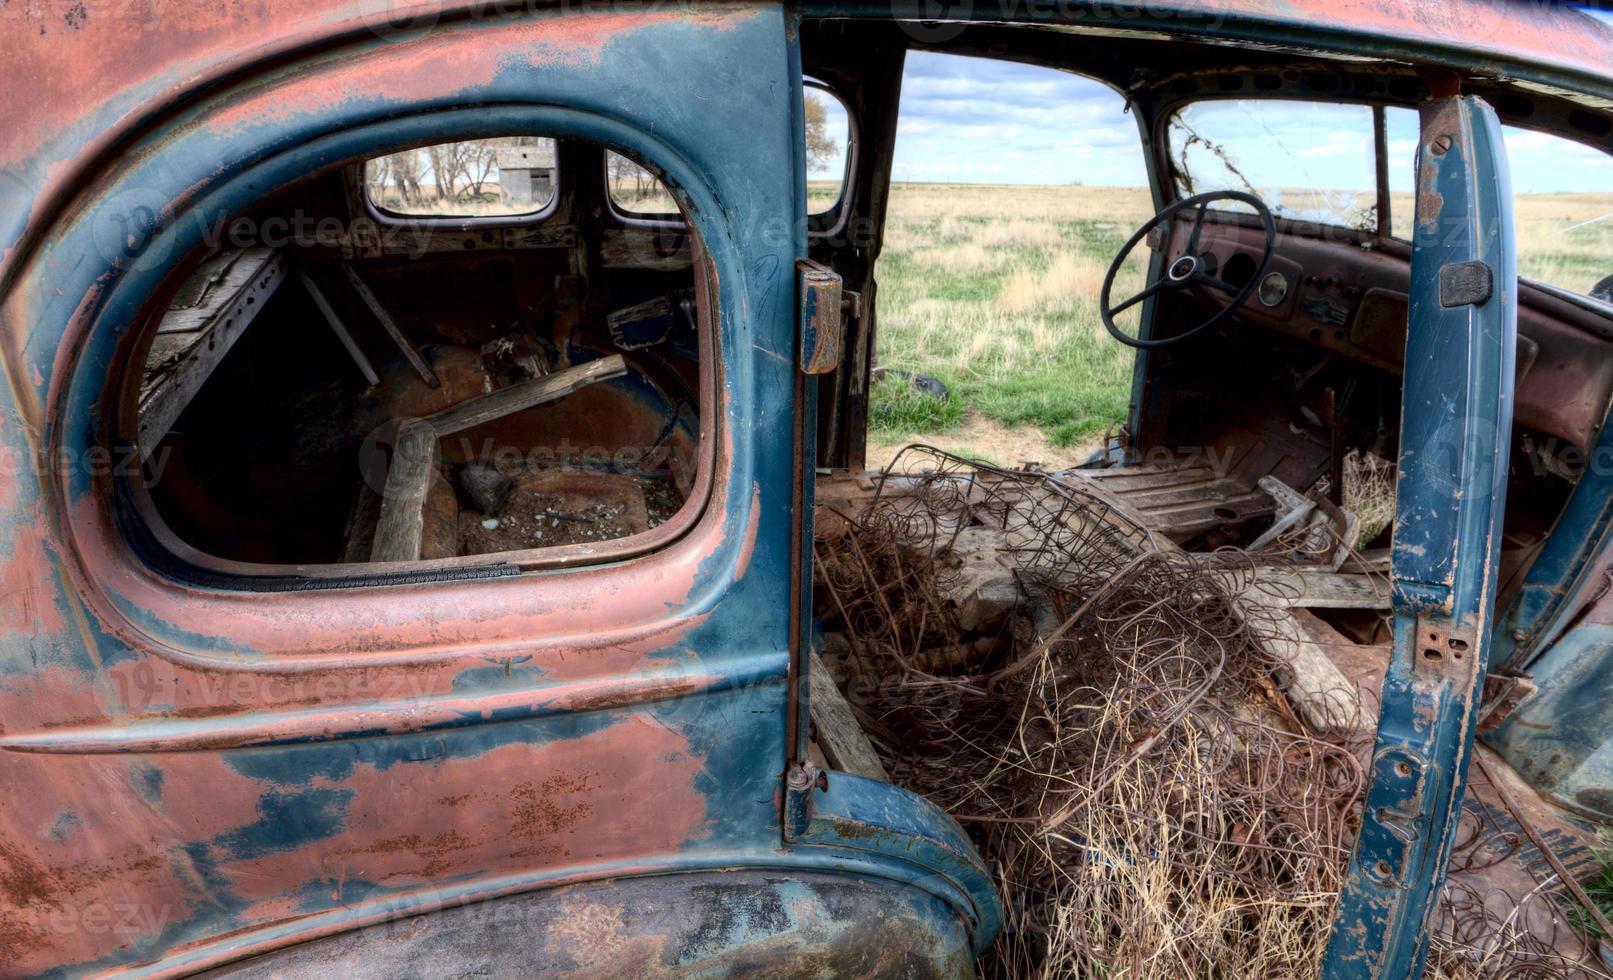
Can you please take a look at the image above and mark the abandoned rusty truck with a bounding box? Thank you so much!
[2,1,1613,977]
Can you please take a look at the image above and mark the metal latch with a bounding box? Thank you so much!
[797,258,843,375]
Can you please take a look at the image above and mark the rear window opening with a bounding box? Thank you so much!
[608,80,852,222]
[364,137,558,219]
[127,135,709,573]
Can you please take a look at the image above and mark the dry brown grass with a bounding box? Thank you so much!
[1391,190,1613,295]
[873,182,1613,455]
[871,183,1153,448]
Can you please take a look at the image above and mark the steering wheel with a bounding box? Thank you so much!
[1100,190,1277,349]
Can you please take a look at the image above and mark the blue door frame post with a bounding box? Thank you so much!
[1323,91,1517,978]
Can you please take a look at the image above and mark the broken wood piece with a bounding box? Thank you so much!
[1340,547,1392,575]
[1255,606,1370,733]
[340,481,383,563]
[299,269,380,386]
[364,356,628,562]
[808,647,888,781]
[369,421,438,563]
[139,247,285,458]
[1244,566,1390,610]
[340,264,440,388]
[1248,475,1315,551]
[423,353,626,436]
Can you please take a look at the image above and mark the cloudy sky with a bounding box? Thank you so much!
[890,52,1145,187]
[880,49,1613,195]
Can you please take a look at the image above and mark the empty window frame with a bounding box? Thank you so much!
[366,137,560,220]
[129,136,711,575]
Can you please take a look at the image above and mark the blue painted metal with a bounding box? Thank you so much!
[1322,93,1518,978]
[1482,389,1613,823]
[199,870,979,977]
[0,6,997,975]
[1490,398,1613,674]
[785,769,1003,956]
[2,2,1611,976]
[1488,622,1613,822]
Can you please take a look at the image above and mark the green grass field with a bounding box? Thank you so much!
[867,183,1154,464]
[868,183,1613,466]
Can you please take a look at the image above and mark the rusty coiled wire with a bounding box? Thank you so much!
[813,446,1606,980]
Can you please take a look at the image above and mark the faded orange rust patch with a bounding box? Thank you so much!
[0,411,22,513]
[0,665,110,735]
[0,753,212,975]
[732,481,762,585]
[204,715,710,905]
[64,491,716,666]
[207,9,751,132]
[0,0,348,167]
[0,527,64,638]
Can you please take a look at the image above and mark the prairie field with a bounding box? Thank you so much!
[868,182,1613,466]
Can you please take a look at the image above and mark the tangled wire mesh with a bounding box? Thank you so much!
[812,446,1606,979]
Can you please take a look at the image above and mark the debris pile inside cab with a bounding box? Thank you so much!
[810,446,1613,979]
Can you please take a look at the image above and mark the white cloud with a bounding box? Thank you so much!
[891,51,1613,193]
[893,51,1146,186]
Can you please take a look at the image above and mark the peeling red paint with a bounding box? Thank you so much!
[0,525,64,638]
[0,711,712,975]
[62,484,733,668]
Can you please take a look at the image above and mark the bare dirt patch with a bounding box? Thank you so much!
[866,413,1104,473]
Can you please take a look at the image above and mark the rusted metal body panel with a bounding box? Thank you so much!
[196,871,975,978]
[2,2,1612,978]
[1322,92,1518,977]
[0,5,991,975]
[1489,596,1613,824]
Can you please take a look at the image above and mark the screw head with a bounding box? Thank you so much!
[1431,135,1454,156]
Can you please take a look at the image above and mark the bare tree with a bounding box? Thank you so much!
[424,143,457,201]
[392,148,426,204]
[805,92,840,174]
[607,152,656,204]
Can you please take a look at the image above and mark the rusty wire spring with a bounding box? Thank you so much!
[811,446,1606,980]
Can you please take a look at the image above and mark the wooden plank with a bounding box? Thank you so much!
[1245,567,1392,610]
[1255,606,1370,733]
[424,354,626,436]
[364,357,627,562]
[340,482,383,563]
[808,648,888,781]
[340,264,438,387]
[1124,479,1249,509]
[1141,492,1275,537]
[1340,548,1393,575]
[139,248,285,457]
[1080,464,1216,493]
[369,422,437,563]
[601,228,692,270]
[299,269,380,387]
